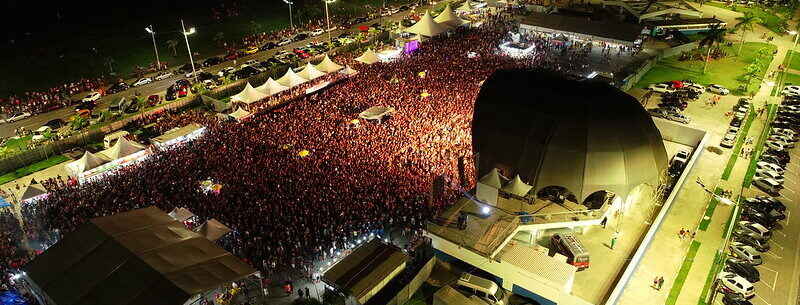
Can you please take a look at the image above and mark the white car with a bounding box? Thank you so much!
[218,67,236,77]
[717,271,755,300]
[154,71,173,81]
[721,132,737,148]
[244,59,259,67]
[757,161,784,173]
[770,133,796,143]
[1,112,31,124]
[310,28,325,36]
[783,85,800,95]
[82,92,102,102]
[278,38,292,46]
[673,149,690,164]
[756,168,784,183]
[765,140,785,151]
[708,84,730,95]
[31,126,51,142]
[131,77,152,87]
[185,69,204,78]
[648,83,675,93]
[773,128,796,137]
[769,137,795,148]
[686,83,705,92]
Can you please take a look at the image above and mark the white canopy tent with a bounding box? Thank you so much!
[404,11,449,37]
[229,108,252,121]
[230,82,268,105]
[99,137,145,160]
[479,168,505,189]
[340,65,359,75]
[20,179,48,203]
[355,49,381,65]
[434,4,467,28]
[501,175,533,196]
[296,62,326,80]
[66,151,108,177]
[255,77,289,96]
[277,68,308,87]
[315,55,343,73]
[457,0,474,11]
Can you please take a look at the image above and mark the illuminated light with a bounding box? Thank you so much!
[499,41,535,58]
[481,206,491,214]
[586,71,598,79]
[327,261,332,266]
[790,30,798,35]
[370,233,374,237]
[184,27,196,36]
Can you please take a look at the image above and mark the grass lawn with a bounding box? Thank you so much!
[699,187,724,231]
[722,109,755,180]
[0,0,414,97]
[0,155,69,185]
[742,104,778,187]
[782,50,800,71]
[636,42,777,95]
[697,251,726,305]
[667,240,702,305]
[704,2,790,34]
[0,136,32,158]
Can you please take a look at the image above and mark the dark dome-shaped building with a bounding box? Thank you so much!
[472,70,668,203]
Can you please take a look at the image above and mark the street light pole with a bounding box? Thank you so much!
[145,25,161,70]
[283,0,294,29]
[324,0,336,44]
[181,19,198,83]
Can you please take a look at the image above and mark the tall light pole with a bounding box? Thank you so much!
[181,19,198,83]
[145,25,161,70]
[324,0,336,44]
[283,0,294,29]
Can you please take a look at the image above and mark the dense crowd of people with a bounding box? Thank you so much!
[10,14,611,291]
[0,78,105,116]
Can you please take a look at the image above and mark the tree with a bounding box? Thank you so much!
[734,12,761,56]
[743,62,763,90]
[700,24,727,74]
[214,32,226,47]
[166,39,179,56]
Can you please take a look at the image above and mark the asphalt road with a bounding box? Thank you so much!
[0,8,421,138]
[740,140,800,305]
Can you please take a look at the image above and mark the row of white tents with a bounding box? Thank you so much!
[230,55,356,105]
[404,4,469,38]
[65,137,145,178]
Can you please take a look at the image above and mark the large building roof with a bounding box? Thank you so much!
[24,206,256,305]
[471,70,668,202]
[519,13,643,44]
[323,239,407,304]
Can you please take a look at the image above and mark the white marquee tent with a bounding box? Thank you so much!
[99,137,144,160]
[501,175,533,196]
[457,0,474,11]
[255,77,289,96]
[434,4,467,27]
[229,108,252,121]
[277,68,308,87]
[355,49,381,65]
[296,62,326,80]
[66,151,108,177]
[230,82,268,105]
[315,55,343,73]
[404,11,449,37]
[20,179,48,202]
[340,65,359,75]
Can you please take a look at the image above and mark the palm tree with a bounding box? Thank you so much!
[700,24,727,74]
[166,39,179,56]
[214,32,226,47]
[734,12,761,56]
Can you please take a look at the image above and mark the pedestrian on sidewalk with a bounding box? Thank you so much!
[691,231,696,239]
[305,287,311,299]
[657,276,665,290]
[679,228,685,239]
[610,233,618,250]
[653,276,659,289]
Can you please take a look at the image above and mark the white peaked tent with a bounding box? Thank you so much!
[340,65,358,75]
[501,175,533,196]
[230,82,268,105]
[100,137,144,160]
[355,49,381,65]
[479,168,504,189]
[276,68,308,87]
[255,77,289,96]
[197,218,232,241]
[457,0,474,11]
[404,11,449,37]
[20,179,48,202]
[296,62,326,80]
[168,207,196,222]
[66,151,108,177]
[229,108,251,121]
[434,4,466,27]
[315,55,343,73]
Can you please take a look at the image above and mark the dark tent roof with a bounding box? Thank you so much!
[323,239,407,304]
[520,13,643,44]
[472,70,668,202]
[24,206,256,305]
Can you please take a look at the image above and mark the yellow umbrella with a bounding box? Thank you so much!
[420,91,430,98]
[350,119,360,124]
[298,149,310,157]
[281,144,291,150]
[418,71,426,78]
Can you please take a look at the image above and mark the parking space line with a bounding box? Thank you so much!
[765,251,783,259]
[757,294,774,305]
[785,210,790,226]
[758,266,779,292]
[770,241,785,250]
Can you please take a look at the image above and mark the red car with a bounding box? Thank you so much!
[224,52,238,61]
[298,52,311,59]
[147,95,161,107]
[293,48,306,55]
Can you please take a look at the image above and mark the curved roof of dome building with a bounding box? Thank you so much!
[472,70,668,202]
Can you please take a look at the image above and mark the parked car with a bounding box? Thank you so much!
[722,294,754,305]
[648,83,676,93]
[454,273,509,305]
[717,271,755,300]
[1,112,31,124]
[131,77,152,87]
[202,57,223,67]
[721,132,737,148]
[292,33,309,41]
[147,94,161,107]
[725,258,760,283]
[106,82,129,94]
[43,118,65,129]
[734,234,770,252]
[741,208,779,229]
[708,84,730,95]
[218,67,237,78]
[737,221,771,239]
[278,38,293,46]
[260,41,278,51]
[730,117,743,127]
[155,71,173,81]
[224,52,239,61]
[310,28,325,36]
[755,168,784,183]
[729,242,763,265]
[244,46,259,54]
